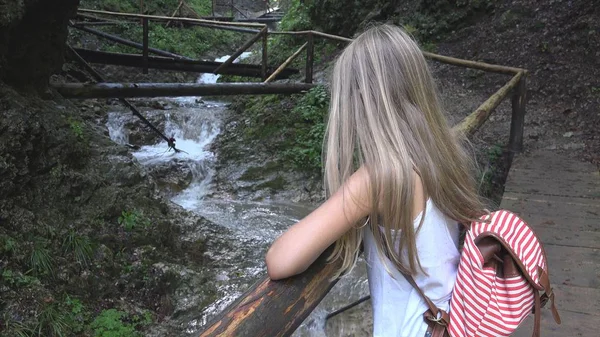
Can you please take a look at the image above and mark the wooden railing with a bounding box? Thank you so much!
[65,11,528,335]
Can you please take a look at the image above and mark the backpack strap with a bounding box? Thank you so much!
[375,227,450,336]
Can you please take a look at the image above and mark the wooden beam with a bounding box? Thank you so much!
[72,48,299,78]
[165,0,185,27]
[78,8,266,28]
[422,52,526,75]
[269,31,526,74]
[142,17,149,74]
[198,248,341,337]
[305,32,314,84]
[508,75,527,153]
[214,27,267,74]
[454,72,523,137]
[264,42,307,83]
[52,82,317,99]
[70,23,192,60]
[261,29,268,80]
[65,45,178,149]
[71,21,121,26]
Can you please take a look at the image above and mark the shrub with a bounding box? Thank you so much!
[89,309,141,337]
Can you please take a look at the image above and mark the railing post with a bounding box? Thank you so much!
[509,73,527,153]
[262,29,268,80]
[305,32,314,84]
[142,17,149,74]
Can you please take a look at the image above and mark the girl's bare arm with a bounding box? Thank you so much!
[265,167,372,280]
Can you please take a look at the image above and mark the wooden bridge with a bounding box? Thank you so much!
[57,7,600,336]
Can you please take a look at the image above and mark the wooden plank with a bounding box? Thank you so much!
[543,244,600,289]
[78,8,266,28]
[199,249,341,337]
[72,48,299,79]
[504,176,600,198]
[504,155,600,197]
[532,226,600,249]
[508,151,600,174]
[511,309,598,337]
[52,82,317,99]
[501,197,600,224]
[551,284,600,315]
[502,193,599,208]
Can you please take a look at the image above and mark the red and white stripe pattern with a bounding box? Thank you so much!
[448,210,547,337]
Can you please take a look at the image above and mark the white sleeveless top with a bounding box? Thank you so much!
[363,199,460,337]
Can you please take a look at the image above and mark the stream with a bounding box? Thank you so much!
[106,53,371,336]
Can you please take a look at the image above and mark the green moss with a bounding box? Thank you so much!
[239,161,283,181]
[256,176,287,191]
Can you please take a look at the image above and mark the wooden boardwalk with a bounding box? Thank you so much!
[500,150,600,336]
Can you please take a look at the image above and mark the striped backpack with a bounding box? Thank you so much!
[448,210,562,337]
[403,210,562,337]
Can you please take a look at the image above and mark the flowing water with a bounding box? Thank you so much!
[106,53,371,336]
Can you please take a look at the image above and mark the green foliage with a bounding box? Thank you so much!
[0,234,18,255]
[118,210,150,231]
[101,22,239,59]
[81,0,212,15]
[30,240,54,277]
[89,309,141,337]
[63,231,94,266]
[283,86,329,171]
[1,269,39,287]
[487,143,503,162]
[61,296,89,334]
[280,0,313,31]
[68,118,85,141]
[478,143,504,198]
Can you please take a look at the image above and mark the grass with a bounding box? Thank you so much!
[30,240,54,277]
[1,313,34,337]
[63,231,94,266]
[35,304,71,337]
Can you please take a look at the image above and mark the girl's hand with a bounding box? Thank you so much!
[265,167,372,280]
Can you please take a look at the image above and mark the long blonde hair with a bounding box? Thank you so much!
[324,24,486,278]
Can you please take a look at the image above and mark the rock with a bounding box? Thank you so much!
[145,159,197,194]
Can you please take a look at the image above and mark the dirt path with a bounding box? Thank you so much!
[434,0,599,167]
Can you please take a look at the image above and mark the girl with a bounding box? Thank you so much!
[266,24,486,337]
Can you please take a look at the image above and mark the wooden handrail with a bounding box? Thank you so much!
[199,248,341,337]
[454,71,524,137]
[213,27,268,74]
[264,42,307,83]
[78,8,266,28]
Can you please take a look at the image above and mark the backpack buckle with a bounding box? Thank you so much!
[426,310,448,326]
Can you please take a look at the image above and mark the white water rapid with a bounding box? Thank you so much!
[106,53,370,336]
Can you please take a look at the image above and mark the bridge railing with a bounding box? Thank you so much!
[67,10,528,335]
